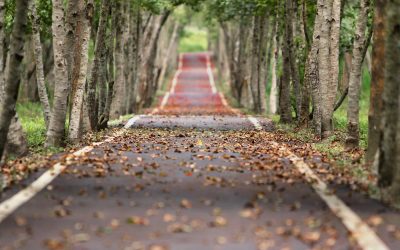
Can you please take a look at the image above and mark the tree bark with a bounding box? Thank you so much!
[157,22,179,91]
[140,12,171,108]
[29,0,51,129]
[316,0,341,138]
[304,0,324,136]
[367,0,386,162]
[87,0,110,130]
[65,0,80,81]
[258,14,269,114]
[345,0,371,149]
[280,33,293,123]
[45,0,70,147]
[378,0,400,203]
[250,16,262,113]
[97,3,116,130]
[0,0,29,159]
[110,0,125,119]
[286,0,301,119]
[68,0,94,142]
[269,21,279,114]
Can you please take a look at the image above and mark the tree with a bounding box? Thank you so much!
[317,0,341,139]
[367,0,385,162]
[377,0,400,204]
[29,0,51,128]
[0,0,30,159]
[68,0,94,141]
[345,0,371,149]
[87,0,111,130]
[45,0,70,147]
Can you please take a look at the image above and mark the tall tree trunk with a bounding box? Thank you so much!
[378,0,400,203]
[286,0,301,119]
[269,21,279,114]
[124,1,133,115]
[0,0,29,159]
[367,0,386,162]
[29,0,51,128]
[65,0,80,81]
[304,0,324,135]
[280,35,293,123]
[98,3,116,130]
[157,22,179,90]
[141,12,171,108]
[317,0,341,138]
[87,0,110,130]
[68,0,94,141]
[345,0,371,149]
[45,0,70,147]
[128,4,141,114]
[258,14,269,113]
[110,0,125,119]
[236,19,250,106]
[250,16,261,113]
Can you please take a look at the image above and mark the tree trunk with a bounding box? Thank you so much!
[378,0,400,204]
[65,0,80,81]
[258,14,269,114]
[87,0,110,130]
[250,16,262,113]
[110,0,125,119]
[367,0,386,162]
[0,0,29,159]
[68,0,94,142]
[304,0,324,135]
[29,0,51,128]
[286,0,301,119]
[345,0,371,149]
[3,115,28,161]
[269,21,279,114]
[97,4,116,130]
[280,35,293,123]
[45,0,70,147]
[316,0,341,138]
[157,22,179,91]
[140,12,171,108]
[128,4,141,114]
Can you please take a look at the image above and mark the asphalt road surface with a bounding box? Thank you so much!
[0,53,399,250]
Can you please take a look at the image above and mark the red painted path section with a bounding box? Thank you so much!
[157,52,234,116]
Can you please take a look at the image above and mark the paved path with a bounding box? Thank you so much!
[0,53,399,250]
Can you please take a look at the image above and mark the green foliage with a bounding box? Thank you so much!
[179,26,207,52]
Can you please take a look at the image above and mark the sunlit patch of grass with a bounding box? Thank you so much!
[334,66,370,149]
[179,26,208,53]
[17,102,47,149]
[16,102,64,154]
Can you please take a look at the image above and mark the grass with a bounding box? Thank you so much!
[333,67,371,149]
[16,102,64,155]
[16,102,47,150]
[179,26,208,53]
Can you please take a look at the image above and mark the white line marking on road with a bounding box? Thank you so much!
[170,70,181,94]
[124,115,145,129]
[155,54,184,113]
[0,163,66,223]
[218,92,241,115]
[0,115,145,224]
[160,93,170,108]
[290,155,389,250]
[247,116,389,250]
[247,116,263,130]
[206,54,217,94]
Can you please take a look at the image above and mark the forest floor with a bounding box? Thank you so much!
[0,52,399,250]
